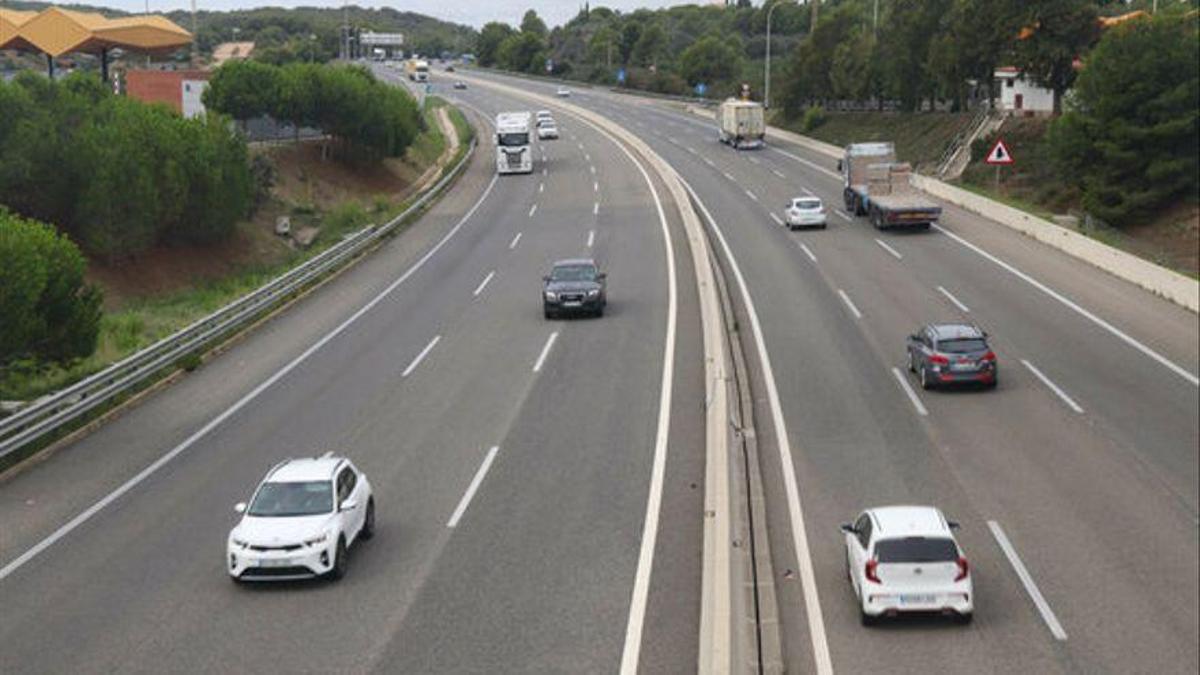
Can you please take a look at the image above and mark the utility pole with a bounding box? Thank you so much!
[810,0,819,31]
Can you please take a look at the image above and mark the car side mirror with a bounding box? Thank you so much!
[947,520,961,530]
[542,275,551,282]
[234,502,246,514]
[596,273,607,281]
[340,499,359,512]
[839,523,856,535]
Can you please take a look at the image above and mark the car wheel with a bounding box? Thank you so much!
[955,612,973,626]
[543,307,554,320]
[327,537,347,581]
[861,609,878,627]
[595,305,605,318]
[987,375,999,389]
[920,366,933,390]
[908,352,917,373]
[360,498,375,540]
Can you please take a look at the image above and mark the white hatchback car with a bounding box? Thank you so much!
[537,122,559,140]
[228,455,374,582]
[785,196,827,230]
[840,505,973,625]
[535,110,554,124]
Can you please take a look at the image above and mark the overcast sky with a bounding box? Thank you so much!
[98,1,700,29]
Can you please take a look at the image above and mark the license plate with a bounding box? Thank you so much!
[562,301,581,307]
[258,558,291,568]
[900,594,936,605]
[951,361,975,371]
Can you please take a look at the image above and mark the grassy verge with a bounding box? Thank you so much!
[770,110,974,171]
[0,100,472,402]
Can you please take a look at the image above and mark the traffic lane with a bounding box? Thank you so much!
[666,155,1062,672]
[0,99,635,672]
[368,106,691,674]
[0,118,501,565]
[0,117,593,672]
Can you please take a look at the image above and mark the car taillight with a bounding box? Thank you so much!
[929,354,950,365]
[865,559,881,584]
[955,557,969,581]
[982,351,996,361]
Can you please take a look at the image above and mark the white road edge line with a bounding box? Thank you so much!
[769,212,784,226]
[937,285,970,313]
[933,225,1199,387]
[1021,359,1085,414]
[532,331,559,373]
[587,230,595,248]
[472,270,496,297]
[875,238,903,260]
[890,367,929,416]
[838,289,863,320]
[988,520,1069,641]
[509,232,522,249]
[0,172,501,584]
[446,446,500,528]
[679,176,834,675]
[401,335,441,378]
[797,241,818,264]
[528,203,538,218]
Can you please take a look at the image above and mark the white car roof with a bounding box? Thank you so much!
[268,457,345,482]
[869,506,950,537]
[536,110,552,117]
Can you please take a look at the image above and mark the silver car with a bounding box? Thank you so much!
[906,323,997,389]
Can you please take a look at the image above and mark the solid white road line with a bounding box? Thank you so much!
[745,189,758,202]
[679,177,833,675]
[834,209,852,221]
[933,225,1199,387]
[401,335,441,378]
[446,446,500,528]
[988,521,1069,641]
[528,203,538,218]
[891,367,929,416]
[593,202,600,216]
[1021,359,1085,414]
[0,172,502,584]
[771,168,787,180]
[587,230,595,248]
[797,241,818,264]
[875,238,903,260]
[769,212,784,226]
[838,289,863,320]
[532,331,559,373]
[509,232,522,250]
[472,270,496,297]
[937,285,971,313]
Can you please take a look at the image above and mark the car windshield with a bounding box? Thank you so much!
[551,265,596,282]
[248,481,333,517]
[498,132,529,147]
[794,199,822,210]
[875,537,958,563]
[939,338,988,354]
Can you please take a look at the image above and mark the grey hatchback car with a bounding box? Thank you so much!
[543,258,607,318]
[906,323,997,389]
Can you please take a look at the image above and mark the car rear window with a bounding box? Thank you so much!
[875,537,958,563]
[795,199,822,210]
[939,338,987,354]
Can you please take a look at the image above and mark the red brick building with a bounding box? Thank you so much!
[125,69,210,117]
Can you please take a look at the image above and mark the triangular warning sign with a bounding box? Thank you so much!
[985,138,1015,165]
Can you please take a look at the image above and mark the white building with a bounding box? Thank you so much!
[994,67,1055,115]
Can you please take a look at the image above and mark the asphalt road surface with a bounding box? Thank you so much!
[462,71,1199,674]
[0,75,707,673]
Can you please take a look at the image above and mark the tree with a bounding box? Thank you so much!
[880,0,951,111]
[620,22,643,64]
[778,3,860,114]
[477,22,516,67]
[830,32,877,102]
[0,208,102,366]
[926,0,1020,110]
[498,32,547,73]
[631,23,669,68]
[679,35,742,87]
[520,9,548,36]
[588,26,619,69]
[1011,0,1099,113]
[1048,14,1199,225]
[203,60,281,124]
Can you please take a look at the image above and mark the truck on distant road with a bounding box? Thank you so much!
[405,59,430,82]
[716,99,765,149]
[839,142,941,230]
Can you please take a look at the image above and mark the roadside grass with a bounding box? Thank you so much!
[770,110,974,171]
[0,99,471,403]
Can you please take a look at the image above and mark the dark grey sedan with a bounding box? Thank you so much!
[906,323,997,390]
[543,258,606,318]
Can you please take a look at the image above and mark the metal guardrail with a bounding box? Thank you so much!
[0,136,477,462]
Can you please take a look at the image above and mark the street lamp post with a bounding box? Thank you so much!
[764,0,795,109]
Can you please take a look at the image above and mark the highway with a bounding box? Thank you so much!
[456,71,1199,673]
[0,78,706,672]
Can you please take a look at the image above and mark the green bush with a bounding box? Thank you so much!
[0,209,102,366]
[800,105,827,132]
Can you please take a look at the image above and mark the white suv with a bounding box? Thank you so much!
[840,505,973,625]
[228,455,374,582]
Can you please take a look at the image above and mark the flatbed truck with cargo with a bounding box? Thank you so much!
[838,142,941,230]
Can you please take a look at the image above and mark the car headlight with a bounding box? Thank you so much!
[304,533,328,547]
[545,291,557,301]
[587,289,600,297]
[231,538,248,548]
